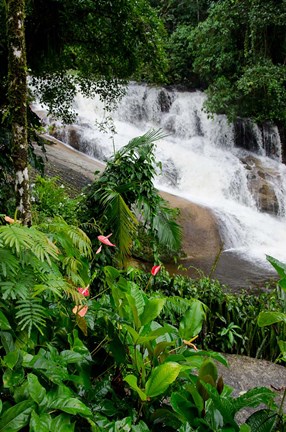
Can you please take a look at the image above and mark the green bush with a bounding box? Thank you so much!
[32,176,81,224]
[141,269,285,361]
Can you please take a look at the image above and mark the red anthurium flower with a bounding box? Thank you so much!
[97,233,116,247]
[78,286,90,297]
[151,265,161,276]
[73,305,88,317]
[4,216,15,224]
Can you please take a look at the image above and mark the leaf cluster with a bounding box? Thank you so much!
[0,217,92,336]
[80,130,182,267]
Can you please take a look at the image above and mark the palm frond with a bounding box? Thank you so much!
[153,207,182,251]
[101,189,138,266]
[114,129,167,160]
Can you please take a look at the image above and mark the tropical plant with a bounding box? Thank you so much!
[0,217,280,431]
[142,268,284,361]
[0,216,92,335]
[32,176,81,224]
[257,255,286,363]
[80,130,182,267]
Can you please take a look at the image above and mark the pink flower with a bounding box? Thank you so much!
[72,305,88,317]
[78,286,90,297]
[4,216,15,224]
[97,233,116,247]
[96,245,102,254]
[151,265,161,276]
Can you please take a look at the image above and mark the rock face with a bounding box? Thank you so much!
[234,118,281,159]
[217,354,286,423]
[241,155,281,215]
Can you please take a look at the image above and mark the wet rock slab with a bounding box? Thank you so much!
[217,354,286,422]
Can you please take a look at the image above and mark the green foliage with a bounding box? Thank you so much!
[188,0,286,124]
[145,269,285,361]
[257,255,286,364]
[80,130,182,267]
[0,215,281,430]
[24,0,168,122]
[158,0,286,125]
[0,217,92,335]
[32,176,80,224]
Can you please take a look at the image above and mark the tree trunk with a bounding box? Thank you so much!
[6,0,31,225]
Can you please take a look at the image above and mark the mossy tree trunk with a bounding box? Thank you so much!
[6,0,31,225]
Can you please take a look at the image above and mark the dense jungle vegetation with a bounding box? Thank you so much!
[0,0,285,430]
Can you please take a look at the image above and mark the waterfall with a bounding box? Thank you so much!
[40,83,286,269]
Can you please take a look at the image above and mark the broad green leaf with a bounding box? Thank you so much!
[50,414,75,432]
[257,311,286,327]
[124,375,147,401]
[179,300,205,340]
[0,400,35,432]
[184,350,228,367]
[279,278,286,290]
[68,329,90,355]
[140,298,166,326]
[60,350,83,364]
[278,340,286,359]
[124,324,157,344]
[0,400,2,415]
[29,411,51,432]
[126,293,141,330]
[153,341,175,357]
[199,360,218,382]
[130,283,145,317]
[104,266,121,287]
[27,373,47,405]
[266,255,286,279]
[3,350,21,369]
[0,310,11,330]
[170,391,197,422]
[131,420,150,431]
[145,362,182,398]
[200,382,235,424]
[3,368,24,388]
[48,398,92,417]
[123,325,140,343]
[148,323,178,339]
[0,331,15,354]
[239,425,251,432]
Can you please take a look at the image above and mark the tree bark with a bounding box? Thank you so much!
[6,0,31,225]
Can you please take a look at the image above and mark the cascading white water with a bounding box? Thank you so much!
[44,83,286,269]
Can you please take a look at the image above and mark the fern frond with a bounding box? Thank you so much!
[38,217,92,258]
[0,225,59,264]
[65,225,92,257]
[28,227,59,264]
[0,225,35,255]
[0,269,36,300]
[15,298,47,336]
[0,249,19,277]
